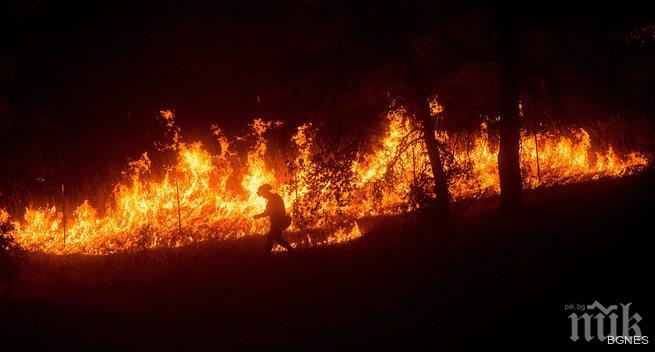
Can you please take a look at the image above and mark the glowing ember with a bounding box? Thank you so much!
[1,107,649,255]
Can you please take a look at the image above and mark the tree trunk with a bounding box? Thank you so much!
[497,15,524,210]
[402,51,450,218]
[374,0,450,218]
[415,93,451,218]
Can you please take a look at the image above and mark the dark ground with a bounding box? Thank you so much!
[1,169,654,350]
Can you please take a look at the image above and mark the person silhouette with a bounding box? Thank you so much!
[254,184,295,256]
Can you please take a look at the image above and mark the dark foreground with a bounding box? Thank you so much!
[2,170,654,349]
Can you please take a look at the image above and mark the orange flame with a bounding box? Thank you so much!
[1,107,649,254]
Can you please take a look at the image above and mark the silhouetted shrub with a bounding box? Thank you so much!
[0,221,24,292]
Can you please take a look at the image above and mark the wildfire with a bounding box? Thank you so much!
[1,107,649,255]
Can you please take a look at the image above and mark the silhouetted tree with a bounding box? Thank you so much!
[399,42,451,218]
[385,1,451,217]
[496,7,523,210]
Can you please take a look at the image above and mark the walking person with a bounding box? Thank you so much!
[254,184,294,255]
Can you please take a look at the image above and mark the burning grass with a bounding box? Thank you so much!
[0,105,650,254]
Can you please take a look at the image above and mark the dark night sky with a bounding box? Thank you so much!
[6,0,655,138]
[13,1,284,134]
[2,0,655,206]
